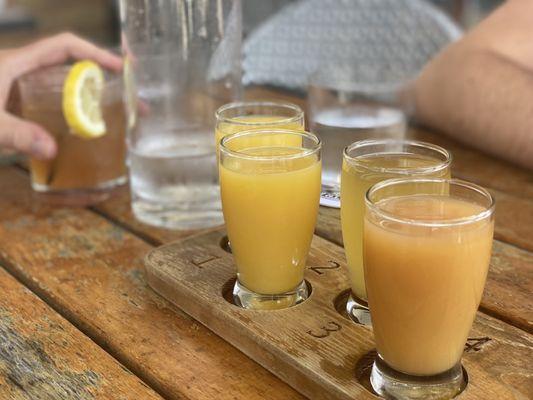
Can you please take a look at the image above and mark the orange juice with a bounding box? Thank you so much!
[215,115,304,156]
[364,195,494,375]
[220,146,321,294]
[341,153,450,301]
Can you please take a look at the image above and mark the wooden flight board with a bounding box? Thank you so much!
[144,229,531,400]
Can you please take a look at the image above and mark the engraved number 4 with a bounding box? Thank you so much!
[464,337,491,353]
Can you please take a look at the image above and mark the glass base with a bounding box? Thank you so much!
[132,199,224,230]
[319,183,340,208]
[371,356,464,400]
[233,280,308,310]
[346,293,372,326]
[31,176,127,206]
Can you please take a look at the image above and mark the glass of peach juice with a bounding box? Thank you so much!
[364,178,495,399]
[215,101,304,152]
[219,129,321,310]
[340,139,451,325]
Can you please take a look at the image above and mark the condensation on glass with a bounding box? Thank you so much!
[120,0,242,229]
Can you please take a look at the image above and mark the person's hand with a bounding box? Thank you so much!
[0,33,123,160]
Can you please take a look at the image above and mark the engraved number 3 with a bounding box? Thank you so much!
[307,321,342,339]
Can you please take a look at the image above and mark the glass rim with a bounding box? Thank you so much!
[18,64,123,92]
[215,101,304,126]
[365,178,495,227]
[308,64,417,93]
[219,129,321,161]
[343,139,452,175]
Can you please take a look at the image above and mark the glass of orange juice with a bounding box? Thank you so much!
[219,129,321,309]
[215,101,304,151]
[364,178,495,399]
[340,139,451,324]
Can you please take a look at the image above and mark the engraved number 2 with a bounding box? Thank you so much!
[309,261,340,275]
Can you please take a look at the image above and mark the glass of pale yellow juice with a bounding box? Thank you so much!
[219,129,321,309]
[215,101,304,151]
[364,178,494,399]
[340,139,451,324]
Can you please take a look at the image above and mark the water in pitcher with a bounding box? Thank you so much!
[311,104,406,191]
[129,134,222,229]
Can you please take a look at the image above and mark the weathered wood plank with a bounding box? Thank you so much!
[315,206,533,333]
[485,189,533,253]
[92,186,221,246]
[145,229,533,400]
[0,166,304,400]
[0,267,163,400]
[407,127,533,201]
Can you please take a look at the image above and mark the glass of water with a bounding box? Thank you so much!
[308,64,414,208]
[120,0,242,229]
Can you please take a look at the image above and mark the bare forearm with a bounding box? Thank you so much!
[415,47,533,170]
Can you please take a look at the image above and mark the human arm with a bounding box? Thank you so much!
[414,0,533,170]
[0,33,122,159]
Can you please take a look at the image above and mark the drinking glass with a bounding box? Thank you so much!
[215,101,304,150]
[365,178,495,399]
[120,0,242,229]
[219,129,321,310]
[18,65,127,205]
[341,139,451,324]
[308,64,413,207]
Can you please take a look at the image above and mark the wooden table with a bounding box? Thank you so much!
[0,87,531,399]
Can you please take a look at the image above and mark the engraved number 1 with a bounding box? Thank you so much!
[191,255,220,268]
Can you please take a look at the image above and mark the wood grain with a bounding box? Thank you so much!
[92,186,221,246]
[315,206,533,333]
[484,189,533,253]
[407,127,533,201]
[0,166,303,400]
[145,229,533,400]
[0,267,162,400]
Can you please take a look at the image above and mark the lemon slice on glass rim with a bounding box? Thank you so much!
[62,60,107,139]
[123,56,137,130]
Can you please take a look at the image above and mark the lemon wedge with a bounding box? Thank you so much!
[62,60,106,139]
[123,57,137,129]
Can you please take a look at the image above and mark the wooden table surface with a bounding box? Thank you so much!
[0,87,531,399]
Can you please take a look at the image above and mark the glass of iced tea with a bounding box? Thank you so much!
[340,139,451,324]
[219,129,321,310]
[215,101,304,152]
[364,178,495,399]
[18,65,127,204]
